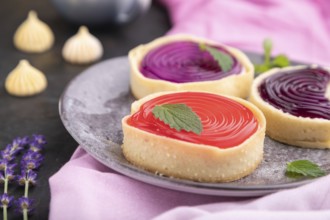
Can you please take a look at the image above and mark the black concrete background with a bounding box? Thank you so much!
[0,1,170,219]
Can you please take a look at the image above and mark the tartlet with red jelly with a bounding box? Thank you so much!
[129,34,254,99]
[121,91,266,182]
[250,66,330,149]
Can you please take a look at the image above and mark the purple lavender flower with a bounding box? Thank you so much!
[1,139,26,161]
[21,152,44,171]
[28,141,43,153]
[1,148,14,162]
[21,151,43,163]
[0,159,8,171]
[11,138,27,153]
[15,197,33,214]
[26,171,37,185]
[6,163,16,172]
[0,194,14,208]
[17,173,25,186]
[32,135,46,145]
[0,160,16,172]
[0,164,16,183]
[17,171,37,186]
[21,160,42,171]
[19,136,30,146]
[2,145,12,155]
[4,168,15,182]
[2,137,28,157]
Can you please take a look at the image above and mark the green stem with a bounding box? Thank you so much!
[3,205,7,220]
[263,38,272,66]
[265,53,270,66]
[23,208,28,220]
[3,167,8,220]
[4,178,8,194]
[23,172,30,220]
[4,165,8,194]
[24,180,29,198]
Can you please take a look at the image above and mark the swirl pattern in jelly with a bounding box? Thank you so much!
[140,41,242,83]
[259,67,330,120]
[127,92,258,148]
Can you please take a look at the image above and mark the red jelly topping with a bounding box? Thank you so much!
[127,92,258,149]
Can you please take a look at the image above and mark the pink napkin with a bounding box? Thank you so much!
[50,0,330,219]
[49,148,330,220]
[164,0,330,66]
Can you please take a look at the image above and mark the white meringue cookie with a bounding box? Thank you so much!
[62,26,103,64]
[5,60,47,97]
[14,11,54,53]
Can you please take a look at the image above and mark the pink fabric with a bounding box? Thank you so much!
[164,0,330,65]
[50,0,330,219]
[50,148,330,220]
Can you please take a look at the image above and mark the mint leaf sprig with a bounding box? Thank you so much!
[285,160,326,179]
[255,38,290,74]
[152,103,203,135]
[199,43,234,72]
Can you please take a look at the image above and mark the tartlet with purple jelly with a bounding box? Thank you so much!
[129,35,254,99]
[250,66,330,149]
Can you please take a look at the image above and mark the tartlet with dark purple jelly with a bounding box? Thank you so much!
[250,66,330,148]
[129,34,254,99]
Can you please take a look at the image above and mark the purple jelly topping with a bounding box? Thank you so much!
[259,67,330,120]
[140,41,242,83]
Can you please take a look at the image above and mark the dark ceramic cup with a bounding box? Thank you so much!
[51,0,151,26]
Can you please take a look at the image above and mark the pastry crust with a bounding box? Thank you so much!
[249,65,330,149]
[129,34,254,99]
[122,91,266,182]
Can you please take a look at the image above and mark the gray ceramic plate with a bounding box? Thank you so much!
[59,56,330,197]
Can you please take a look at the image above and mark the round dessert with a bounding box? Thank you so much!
[250,65,330,149]
[122,91,266,182]
[129,34,254,99]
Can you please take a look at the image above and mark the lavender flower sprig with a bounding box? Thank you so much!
[1,167,15,193]
[0,135,46,220]
[0,194,14,220]
[17,171,38,198]
[0,137,28,220]
[16,197,33,220]
[16,135,45,220]
[0,162,16,220]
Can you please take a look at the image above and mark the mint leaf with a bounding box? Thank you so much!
[271,54,290,67]
[285,171,306,179]
[254,64,270,73]
[286,160,326,178]
[152,103,203,135]
[199,44,234,72]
